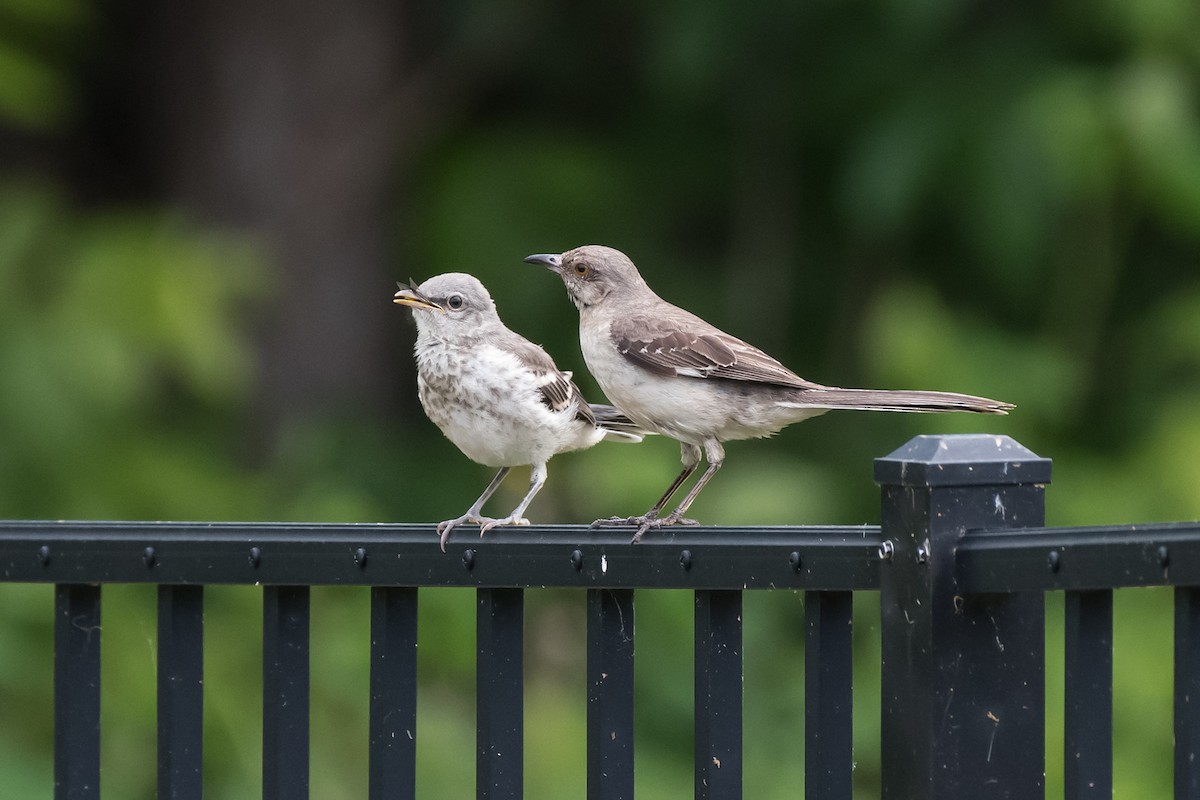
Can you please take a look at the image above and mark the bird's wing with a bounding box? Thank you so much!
[610,312,823,390]
[500,331,598,425]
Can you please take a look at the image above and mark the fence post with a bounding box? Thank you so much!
[874,433,1051,800]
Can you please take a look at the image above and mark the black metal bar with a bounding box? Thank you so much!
[805,590,853,800]
[876,434,1048,800]
[477,587,523,800]
[1177,587,1200,800]
[262,586,310,800]
[587,588,635,800]
[17,519,1200,591]
[54,583,101,800]
[1063,590,1112,800]
[0,522,882,590]
[158,585,204,800]
[694,589,742,800]
[369,587,418,800]
[958,522,1200,592]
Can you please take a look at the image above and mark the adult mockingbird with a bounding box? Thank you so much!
[394,272,644,550]
[525,245,1013,542]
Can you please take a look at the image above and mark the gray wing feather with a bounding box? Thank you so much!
[497,329,598,425]
[609,311,1012,413]
[611,312,823,390]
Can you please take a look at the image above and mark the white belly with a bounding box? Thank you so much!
[415,342,601,467]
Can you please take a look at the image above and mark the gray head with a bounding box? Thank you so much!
[393,272,501,340]
[524,245,652,311]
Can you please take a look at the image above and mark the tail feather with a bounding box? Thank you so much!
[589,403,652,442]
[782,388,1013,414]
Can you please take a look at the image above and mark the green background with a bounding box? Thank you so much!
[1,0,1198,796]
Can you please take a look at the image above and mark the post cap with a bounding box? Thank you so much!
[873,434,1051,487]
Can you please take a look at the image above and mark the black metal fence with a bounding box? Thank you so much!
[2,433,1198,799]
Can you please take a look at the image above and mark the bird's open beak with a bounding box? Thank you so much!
[523,253,562,270]
[393,282,444,312]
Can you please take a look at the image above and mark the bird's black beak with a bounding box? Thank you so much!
[523,253,562,270]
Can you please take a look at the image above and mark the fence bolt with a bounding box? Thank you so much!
[878,540,895,561]
[680,550,693,571]
[916,541,929,564]
[36,546,50,566]
[354,548,368,569]
[1048,550,1060,573]
[570,549,584,571]
[1159,545,1170,568]
[248,546,262,568]
[142,547,156,568]
[463,549,475,571]
[789,551,802,572]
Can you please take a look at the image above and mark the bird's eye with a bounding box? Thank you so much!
[573,262,590,277]
[446,294,464,310]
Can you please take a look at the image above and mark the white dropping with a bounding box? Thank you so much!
[601,554,609,574]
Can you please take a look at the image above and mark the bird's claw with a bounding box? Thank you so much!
[630,512,698,543]
[437,514,490,552]
[438,513,534,552]
[479,516,531,537]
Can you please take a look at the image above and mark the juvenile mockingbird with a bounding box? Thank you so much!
[394,272,644,550]
[525,245,1013,542]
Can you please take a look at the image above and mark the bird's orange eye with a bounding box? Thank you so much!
[573,262,590,277]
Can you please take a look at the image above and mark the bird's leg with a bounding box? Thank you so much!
[624,440,723,543]
[656,439,725,528]
[438,467,510,552]
[593,443,702,537]
[480,462,546,536]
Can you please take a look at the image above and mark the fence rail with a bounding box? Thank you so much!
[4,434,1200,799]
[0,521,884,590]
[958,521,1200,591]
[1,523,876,800]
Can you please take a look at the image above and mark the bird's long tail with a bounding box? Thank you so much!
[589,403,653,442]
[781,388,1013,414]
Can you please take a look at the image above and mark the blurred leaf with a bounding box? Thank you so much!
[862,282,1084,424]
[838,95,949,236]
[0,42,71,129]
[1113,60,1200,238]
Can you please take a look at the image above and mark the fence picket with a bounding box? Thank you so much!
[1176,587,1200,800]
[262,586,310,800]
[369,586,418,800]
[158,585,204,800]
[54,583,101,800]
[1064,589,1113,800]
[805,590,853,800]
[587,588,635,800]
[695,589,742,800]
[477,587,524,800]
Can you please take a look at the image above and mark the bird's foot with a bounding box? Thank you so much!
[590,514,655,529]
[659,510,700,527]
[479,515,531,537]
[629,511,699,543]
[437,514,492,552]
[589,511,697,543]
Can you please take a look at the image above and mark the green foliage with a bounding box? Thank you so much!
[0,0,88,130]
[0,185,265,520]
